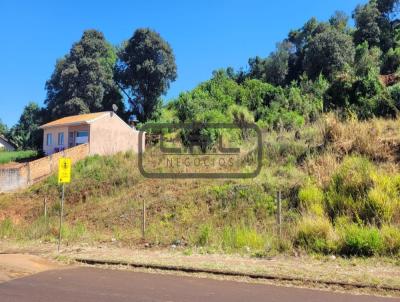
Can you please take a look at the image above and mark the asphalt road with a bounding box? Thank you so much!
[0,267,398,302]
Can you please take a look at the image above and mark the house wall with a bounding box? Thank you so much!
[89,112,144,155]
[42,126,68,155]
[42,125,90,155]
[0,138,15,151]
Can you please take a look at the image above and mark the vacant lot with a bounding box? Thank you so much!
[0,150,38,165]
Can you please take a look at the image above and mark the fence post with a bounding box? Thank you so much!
[277,190,282,239]
[44,197,47,220]
[142,199,146,240]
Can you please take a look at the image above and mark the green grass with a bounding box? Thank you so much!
[0,150,38,164]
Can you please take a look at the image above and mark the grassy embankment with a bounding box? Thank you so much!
[0,114,400,258]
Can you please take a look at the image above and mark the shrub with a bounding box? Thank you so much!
[338,224,383,256]
[196,224,212,247]
[381,47,400,74]
[0,218,14,238]
[380,225,400,255]
[326,156,375,220]
[298,184,325,216]
[227,105,255,140]
[222,226,265,252]
[389,84,400,109]
[366,173,400,225]
[61,222,87,242]
[295,216,335,253]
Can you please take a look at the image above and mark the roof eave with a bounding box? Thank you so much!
[39,121,90,129]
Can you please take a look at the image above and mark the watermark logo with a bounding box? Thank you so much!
[138,123,262,179]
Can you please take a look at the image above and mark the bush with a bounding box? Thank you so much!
[389,84,400,109]
[338,224,383,256]
[326,156,375,220]
[0,218,14,238]
[382,47,400,74]
[222,226,265,252]
[380,225,400,255]
[326,155,400,225]
[227,105,255,140]
[298,184,325,216]
[295,216,335,253]
[196,224,212,247]
[366,173,400,225]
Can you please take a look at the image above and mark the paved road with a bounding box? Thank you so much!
[0,267,398,302]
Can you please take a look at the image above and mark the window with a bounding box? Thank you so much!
[46,133,52,146]
[58,132,64,146]
[76,131,88,137]
[75,131,89,145]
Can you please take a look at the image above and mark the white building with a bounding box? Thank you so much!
[0,135,16,151]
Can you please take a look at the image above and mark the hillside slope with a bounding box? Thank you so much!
[1,115,400,257]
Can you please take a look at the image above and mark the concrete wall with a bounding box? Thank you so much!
[0,165,28,192]
[0,144,89,193]
[89,112,144,155]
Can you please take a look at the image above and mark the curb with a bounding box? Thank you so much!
[75,258,400,292]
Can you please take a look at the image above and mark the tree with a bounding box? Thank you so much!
[382,47,400,73]
[304,28,355,80]
[353,1,382,47]
[45,30,125,120]
[0,119,7,136]
[287,18,330,81]
[248,42,290,86]
[115,28,177,123]
[354,42,382,77]
[9,102,43,150]
[329,11,349,32]
[353,0,399,51]
[377,0,399,16]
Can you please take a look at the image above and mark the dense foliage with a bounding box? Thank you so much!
[45,30,125,120]
[5,0,400,153]
[159,0,400,149]
[115,28,177,123]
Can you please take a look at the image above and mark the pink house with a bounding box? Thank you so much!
[40,112,144,156]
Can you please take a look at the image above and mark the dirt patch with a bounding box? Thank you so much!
[0,254,62,283]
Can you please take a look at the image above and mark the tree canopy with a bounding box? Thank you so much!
[304,27,355,80]
[115,28,177,123]
[8,102,43,150]
[5,0,400,152]
[0,119,7,136]
[45,30,125,121]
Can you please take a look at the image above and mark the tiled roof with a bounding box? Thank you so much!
[40,112,109,128]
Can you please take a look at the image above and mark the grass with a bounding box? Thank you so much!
[0,150,38,164]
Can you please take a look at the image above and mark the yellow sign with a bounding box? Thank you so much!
[58,158,71,184]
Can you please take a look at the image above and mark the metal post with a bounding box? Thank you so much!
[58,184,65,252]
[142,199,146,240]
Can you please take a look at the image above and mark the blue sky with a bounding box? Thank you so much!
[0,0,366,127]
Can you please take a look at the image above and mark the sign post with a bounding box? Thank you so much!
[58,157,71,252]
